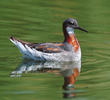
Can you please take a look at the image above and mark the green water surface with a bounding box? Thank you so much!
[0,0,110,100]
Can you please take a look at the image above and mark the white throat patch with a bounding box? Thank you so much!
[66,27,74,34]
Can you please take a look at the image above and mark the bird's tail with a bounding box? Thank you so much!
[9,37,29,58]
[9,37,45,60]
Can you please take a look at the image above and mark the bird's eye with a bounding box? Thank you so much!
[69,22,74,25]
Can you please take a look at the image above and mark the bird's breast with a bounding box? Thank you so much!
[66,34,79,52]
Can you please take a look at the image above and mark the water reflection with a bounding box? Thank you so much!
[10,60,81,98]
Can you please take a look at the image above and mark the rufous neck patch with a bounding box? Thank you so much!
[66,34,79,52]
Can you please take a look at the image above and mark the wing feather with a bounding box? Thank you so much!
[28,43,64,53]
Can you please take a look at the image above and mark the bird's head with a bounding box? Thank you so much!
[63,18,88,35]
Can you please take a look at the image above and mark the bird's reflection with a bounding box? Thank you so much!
[10,59,81,98]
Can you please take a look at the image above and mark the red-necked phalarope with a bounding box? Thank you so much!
[10,18,88,62]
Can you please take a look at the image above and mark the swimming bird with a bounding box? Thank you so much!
[10,18,88,62]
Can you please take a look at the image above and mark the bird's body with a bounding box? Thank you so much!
[10,37,81,62]
[10,18,87,62]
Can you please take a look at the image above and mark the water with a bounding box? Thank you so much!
[10,60,82,98]
[0,0,110,100]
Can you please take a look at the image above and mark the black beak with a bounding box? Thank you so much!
[75,26,88,32]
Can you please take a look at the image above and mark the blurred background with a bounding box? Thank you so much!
[0,0,110,100]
